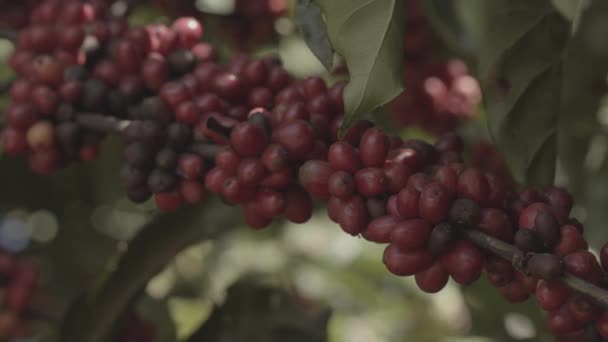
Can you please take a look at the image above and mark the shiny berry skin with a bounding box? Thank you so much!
[299,160,332,199]
[440,240,484,285]
[354,167,387,197]
[428,223,456,256]
[328,171,355,198]
[383,244,433,276]
[555,225,588,256]
[390,219,432,251]
[272,120,315,160]
[178,154,205,180]
[237,158,266,186]
[172,17,204,48]
[384,162,411,194]
[255,188,286,218]
[337,195,369,235]
[396,185,420,219]
[519,202,553,230]
[359,128,389,167]
[548,308,584,335]
[205,168,229,193]
[283,187,313,223]
[362,216,401,243]
[477,208,513,242]
[328,142,361,173]
[564,251,604,286]
[230,122,269,157]
[141,55,170,90]
[415,262,449,293]
[261,144,289,172]
[419,182,451,224]
[457,168,489,204]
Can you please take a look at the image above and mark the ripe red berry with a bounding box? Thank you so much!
[415,262,449,293]
[283,187,313,223]
[237,158,266,186]
[328,171,355,198]
[175,101,201,124]
[555,225,588,256]
[362,216,400,243]
[230,122,269,157]
[383,244,433,276]
[477,208,513,242]
[384,162,411,194]
[172,17,204,48]
[419,182,451,224]
[359,128,389,167]
[390,219,432,251]
[179,154,205,180]
[396,185,420,219]
[298,160,333,199]
[337,195,369,235]
[354,167,387,197]
[519,202,553,230]
[564,251,604,286]
[205,167,229,193]
[272,120,315,160]
[243,201,273,230]
[328,142,361,173]
[255,188,286,218]
[457,168,489,204]
[440,240,484,285]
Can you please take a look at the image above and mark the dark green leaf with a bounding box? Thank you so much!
[295,0,334,70]
[315,0,404,134]
[479,1,569,185]
[60,199,240,342]
[559,0,608,197]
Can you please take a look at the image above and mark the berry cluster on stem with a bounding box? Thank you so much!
[4,1,608,340]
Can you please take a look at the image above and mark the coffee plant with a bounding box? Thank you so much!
[1,0,608,341]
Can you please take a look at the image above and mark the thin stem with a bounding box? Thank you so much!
[462,229,608,309]
[76,114,131,134]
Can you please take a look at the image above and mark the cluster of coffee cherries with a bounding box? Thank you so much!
[296,126,608,340]
[117,312,156,342]
[1,0,132,174]
[0,250,40,340]
[387,0,481,135]
[5,2,608,340]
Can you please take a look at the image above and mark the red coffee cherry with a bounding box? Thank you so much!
[440,240,484,285]
[328,141,361,173]
[359,127,389,167]
[390,219,432,251]
[362,216,401,243]
[283,187,313,224]
[383,244,433,276]
[415,262,449,293]
[457,168,489,204]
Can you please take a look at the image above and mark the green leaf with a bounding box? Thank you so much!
[559,0,608,197]
[295,0,334,70]
[479,1,569,185]
[315,0,405,134]
[60,199,240,342]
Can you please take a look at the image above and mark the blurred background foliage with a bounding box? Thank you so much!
[1,0,608,341]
